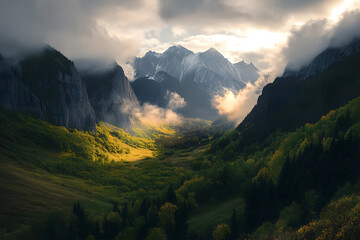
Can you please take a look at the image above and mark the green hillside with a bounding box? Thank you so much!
[2,94,360,239]
[0,108,204,236]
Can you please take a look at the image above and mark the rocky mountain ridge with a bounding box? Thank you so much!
[0,47,138,130]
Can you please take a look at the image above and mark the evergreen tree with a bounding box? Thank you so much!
[122,202,128,228]
[167,186,177,204]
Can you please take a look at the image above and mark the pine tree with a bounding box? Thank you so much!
[113,201,119,213]
[167,186,176,203]
[122,202,128,228]
[230,209,238,239]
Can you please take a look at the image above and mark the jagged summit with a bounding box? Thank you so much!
[164,45,192,53]
[133,45,259,120]
[233,60,260,83]
[134,45,256,93]
[204,47,220,54]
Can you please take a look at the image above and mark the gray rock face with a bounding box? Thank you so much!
[82,64,139,128]
[233,61,260,84]
[181,48,246,95]
[156,45,194,80]
[0,47,96,131]
[133,51,161,78]
[134,45,194,81]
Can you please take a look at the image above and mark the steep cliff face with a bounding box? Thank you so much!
[82,64,139,128]
[0,47,96,131]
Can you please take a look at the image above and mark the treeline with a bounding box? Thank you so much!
[4,186,189,240]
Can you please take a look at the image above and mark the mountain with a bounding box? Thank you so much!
[156,45,194,80]
[131,71,220,120]
[133,46,257,120]
[134,45,193,80]
[131,77,167,108]
[181,48,246,95]
[133,51,161,78]
[81,64,139,128]
[0,47,96,131]
[213,38,360,152]
[233,60,260,84]
[134,46,250,95]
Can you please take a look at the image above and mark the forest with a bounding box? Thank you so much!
[2,90,360,240]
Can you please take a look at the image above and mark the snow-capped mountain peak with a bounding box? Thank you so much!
[134,45,259,95]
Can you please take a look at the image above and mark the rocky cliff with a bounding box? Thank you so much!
[81,64,139,128]
[0,47,96,131]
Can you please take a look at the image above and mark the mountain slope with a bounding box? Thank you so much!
[131,72,220,120]
[181,48,246,95]
[134,45,193,80]
[133,46,257,120]
[81,64,139,128]
[131,77,167,107]
[228,38,360,149]
[0,47,96,131]
[234,60,260,83]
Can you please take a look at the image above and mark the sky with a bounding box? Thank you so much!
[1,0,359,75]
[1,0,360,123]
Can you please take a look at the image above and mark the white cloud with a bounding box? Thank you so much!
[213,74,272,124]
[166,91,186,110]
[171,26,187,37]
[121,100,184,125]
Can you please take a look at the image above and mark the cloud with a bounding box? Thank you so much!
[330,9,360,47]
[158,0,285,29]
[123,63,136,81]
[133,103,183,125]
[282,19,332,71]
[274,0,341,10]
[166,91,186,110]
[0,0,155,67]
[171,26,187,37]
[213,74,271,124]
[158,0,343,31]
[121,91,186,126]
[283,9,360,71]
